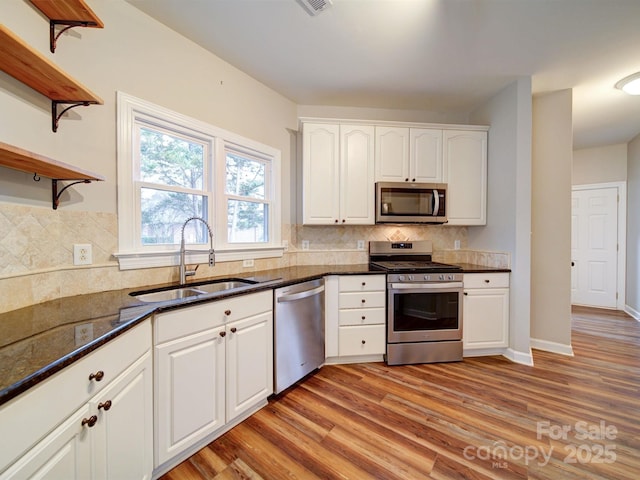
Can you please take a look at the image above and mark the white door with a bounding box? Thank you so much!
[571,187,618,308]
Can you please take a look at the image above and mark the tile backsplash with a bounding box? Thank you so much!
[0,202,510,313]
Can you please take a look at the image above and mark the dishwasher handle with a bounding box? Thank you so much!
[276,285,325,303]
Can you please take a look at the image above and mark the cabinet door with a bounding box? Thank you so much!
[410,128,443,182]
[92,351,153,480]
[154,326,226,467]
[226,311,273,422]
[375,126,409,182]
[340,124,375,224]
[0,406,92,480]
[443,130,487,225]
[302,123,340,224]
[463,288,509,349]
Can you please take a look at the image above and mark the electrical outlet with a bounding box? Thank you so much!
[454,239,461,250]
[73,244,92,265]
[75,323,94,346]
[283,240,289,251]
[302,240,309,250]
[357,240,365,250]
[242,259,254,267]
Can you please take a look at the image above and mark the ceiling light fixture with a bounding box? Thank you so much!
[298,0,333,16]
[615,72,640,95]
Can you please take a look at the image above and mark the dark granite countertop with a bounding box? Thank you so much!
[0,263,508,406]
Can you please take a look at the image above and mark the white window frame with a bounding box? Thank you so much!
[115,92,282,270]
[218,142,273,248]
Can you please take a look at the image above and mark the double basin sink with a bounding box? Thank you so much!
[130,278,259,303]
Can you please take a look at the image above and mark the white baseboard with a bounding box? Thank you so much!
[503,348,534,366]
[530,338,574,356]
[463,347,507,358]
[624,304,640,320]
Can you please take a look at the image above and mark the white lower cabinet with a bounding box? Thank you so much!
[153,291,273,470]
[463,273,510,351]
[226,311,273,422]
[0,320,153,480]
[325,275,386,360]
[154,325,225,466]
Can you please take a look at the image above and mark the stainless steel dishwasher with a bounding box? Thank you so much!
[274,278,325,394]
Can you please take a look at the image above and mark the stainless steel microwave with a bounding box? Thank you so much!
[375,182,447,224]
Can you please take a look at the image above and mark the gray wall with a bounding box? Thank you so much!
[469,78,533,361]
[531,90,573,349]
[573,144,627,185]
[627,133,640,316]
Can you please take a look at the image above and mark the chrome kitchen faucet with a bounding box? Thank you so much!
[179,216,215,284]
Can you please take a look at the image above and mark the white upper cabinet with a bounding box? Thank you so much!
[374,127,410,182]
[302,123,340,224]
[410,128,443,183]
[443,130,487,225]
[303,122,375,225]
[302,119,488,226]
[375,127,443,183]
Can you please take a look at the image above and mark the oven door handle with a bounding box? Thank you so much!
[389,282,463,290]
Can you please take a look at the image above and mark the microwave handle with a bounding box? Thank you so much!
[432,189,439,216]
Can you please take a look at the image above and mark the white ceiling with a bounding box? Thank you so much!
[126,0,640,150]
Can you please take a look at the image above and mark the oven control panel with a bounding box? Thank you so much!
[387,273,463,283]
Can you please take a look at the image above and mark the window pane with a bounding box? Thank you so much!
[225,153,265,199]
[227,200,268,243]
[140,127,204,190]
[141,187,208,245]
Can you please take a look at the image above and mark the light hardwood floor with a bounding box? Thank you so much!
[161,306,640,479]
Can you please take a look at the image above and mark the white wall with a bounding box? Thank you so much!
[573,144,627,185]
[627,133,640,317]
[530,90,573,351]
[0,0,297,218]
[469,78,533,363]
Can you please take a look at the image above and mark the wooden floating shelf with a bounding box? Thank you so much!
[30,0,105,29]
[29,0,104,53]
[0,141,104,209]
[0,24,103,131]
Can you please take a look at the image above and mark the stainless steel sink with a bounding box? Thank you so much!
[131,278,258,303]
[193,281,255,294]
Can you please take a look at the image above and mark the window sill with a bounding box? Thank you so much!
[113,246,285,271]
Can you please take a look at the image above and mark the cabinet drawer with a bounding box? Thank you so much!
[339,291,385,309]
[463,273,509,289]
[339,275,386,292]
[339,308,385,326]
[155,290,272,344]
[339,325,385,356]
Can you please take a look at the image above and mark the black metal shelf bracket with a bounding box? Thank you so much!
[49,20,98,53]
[51,100,97,132]
[52,179,92,210]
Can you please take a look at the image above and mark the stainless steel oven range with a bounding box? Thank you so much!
[369,240,463,365]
